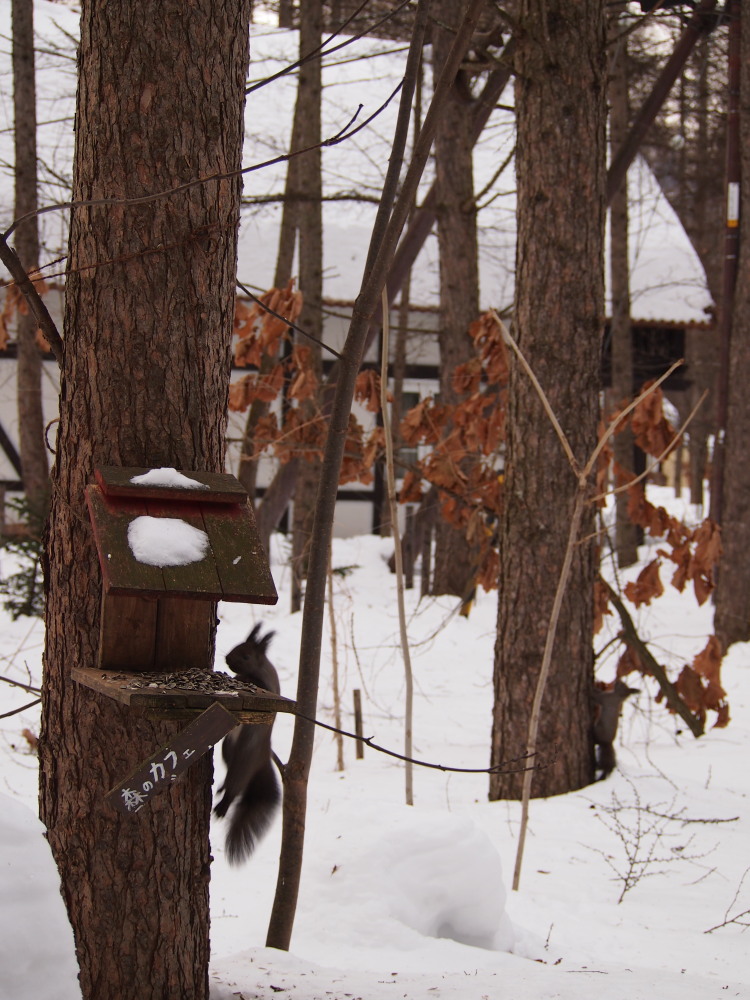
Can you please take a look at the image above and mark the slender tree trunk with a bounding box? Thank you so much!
[489,0,606,800]
[279,0,294,29]
[12,0,48,517]
[266,0,485,949]
[237,85,305,501]
[290,0,324,612]
[608,7,639,568]
[431,0,481,597]
[714,1,749,649]
[688,339,712,506]
[38,5,250,998]
[254,49,515,540]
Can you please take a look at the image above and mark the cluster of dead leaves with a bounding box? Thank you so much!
[595,486,727,731]
[623,486,721,608]
[230,285,383,485]
[596,378,728,733]
[232,279,303,368]
[395,311,508,532]
[671,636,729,729]
[0,279,51,352]
[608,381,678,461]
[612,633,729,731]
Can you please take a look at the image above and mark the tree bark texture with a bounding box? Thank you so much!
[490,0,606,800]
[12,0,49,515]
[714,3,750,649]
[39,5,250,999]
[608,9,639,569]
[430,0,481,597]
[291,0,324,613]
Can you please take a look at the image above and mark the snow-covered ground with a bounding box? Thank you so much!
[0,2,739,996]
[2,487,749,1000]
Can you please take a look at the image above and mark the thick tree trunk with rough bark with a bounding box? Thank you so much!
[12,0,48,516]
[38,5,250,999]
[714,6,750,650]
[489,0,606,800]
[430,0,481,597]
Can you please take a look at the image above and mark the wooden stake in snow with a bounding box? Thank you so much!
[327,542,345,772]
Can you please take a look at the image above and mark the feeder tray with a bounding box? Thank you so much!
[71,665,296,722]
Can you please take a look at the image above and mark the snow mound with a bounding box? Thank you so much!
[362,815,514,951]
[0,794,81,1000]
[127,515,210,567]
[130,467,209,490]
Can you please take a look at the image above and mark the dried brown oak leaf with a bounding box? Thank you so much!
[616,642,648,678]
[468,312,509,386]
[400,398,447,446]
[452,357,482,396]
[593,577,612,635]
[623,558,664,607]
[354,369,382,413]
[631,382,677,458]
[398,469,424,504]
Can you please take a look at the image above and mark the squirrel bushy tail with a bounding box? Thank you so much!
[214,625,282,864]
[216,752,280,864]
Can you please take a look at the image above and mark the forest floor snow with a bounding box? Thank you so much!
[1,487,749,1000]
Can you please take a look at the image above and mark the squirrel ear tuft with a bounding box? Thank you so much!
[247,623,263,644]
[259,630,276,652]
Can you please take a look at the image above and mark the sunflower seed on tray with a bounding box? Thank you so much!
[107,668,260,694]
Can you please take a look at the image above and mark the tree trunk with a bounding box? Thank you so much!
[489,0,605,800]
[38,5,250,999]
[608,7,639,568]
[291,0,324,613]
[12,0,48,517]
[254,50,515,542]
[714,2,749,649]
[279,0,295,29]
[266,0,484,949]
[237,79,304,501]
[430,0,481,597]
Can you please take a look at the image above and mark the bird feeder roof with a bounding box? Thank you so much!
[86,466,278,605]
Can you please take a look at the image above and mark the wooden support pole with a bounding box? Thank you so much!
[353,688,364,760]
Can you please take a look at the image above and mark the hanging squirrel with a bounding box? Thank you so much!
[214,625,281,864]
[593,679,639,780]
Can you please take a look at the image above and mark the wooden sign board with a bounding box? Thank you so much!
[106,701,238,815]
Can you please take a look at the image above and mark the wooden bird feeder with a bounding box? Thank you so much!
[72,465,294,725]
